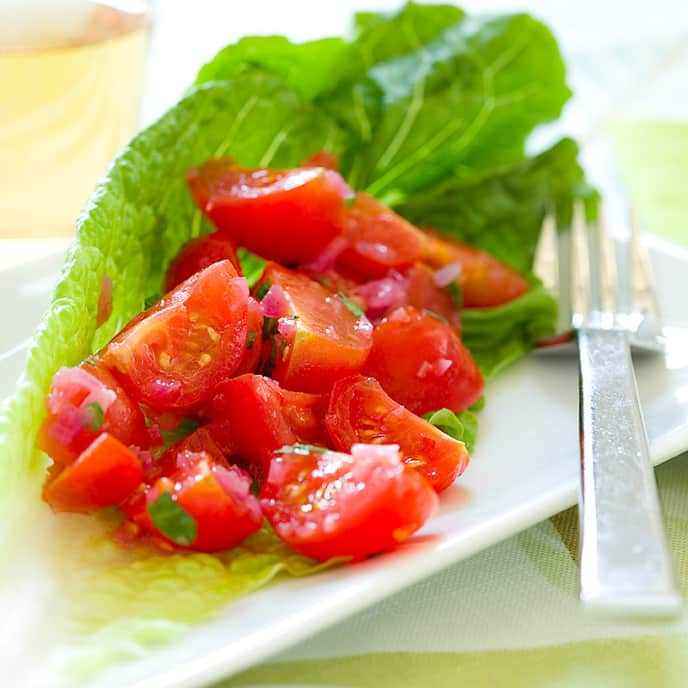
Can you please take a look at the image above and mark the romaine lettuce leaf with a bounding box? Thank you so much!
[0,4,585,682]
[424,408,478,454]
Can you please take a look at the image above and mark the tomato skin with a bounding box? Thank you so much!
[101,260,249,413]
[337,193,425,279]
[363,306,483,415]
[43,433,144,512]
[255,263,373,393]
[326,375,469,492]
[188,158,351,265]
[420,234,528,308]
[302,149,339,170]
[260,444,438,561]
[209,375,297,482]
[404,263,461,333]
[135,451,262,553]
[164,231,240,292]
[38,362,149,467]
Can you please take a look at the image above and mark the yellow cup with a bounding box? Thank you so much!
[0,3,150,237]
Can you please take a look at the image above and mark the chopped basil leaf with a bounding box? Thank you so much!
[147,492,197,546]
[423,309,448,324]
[144,292,163,309]
[262,316,278,339]
[237,248,267,288]
[337,291,365,318]
[246,331,257,350]
[275,443,328,455]
[160,418,200,448]
[344,196,356,208]
[279,338,288,357]
[448,283,463,310]
[85,402,105,432]
[316,276,331,288]
[255,280,271,301]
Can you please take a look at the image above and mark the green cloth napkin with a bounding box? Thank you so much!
[216,119,688,688]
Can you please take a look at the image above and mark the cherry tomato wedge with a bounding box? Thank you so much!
[101,260,249,413]
[260,443,438,561]
[38,362,148,467]
[134,450,262,553]
[43,432,144,512]
[363,306,483,415]
[188,158,352,265]
[404,263,461,333]
[164,231,240,292]
[420,234,528,308]
[209,374,328,482]
[255,263,373,393]
[327,375,469,492]
[302,149,339,170]
[337,193,425,279]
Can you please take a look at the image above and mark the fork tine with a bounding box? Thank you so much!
[595,209,617,326]
[570,199,590,329]
[534,210,559,296]
[629,211,661,325]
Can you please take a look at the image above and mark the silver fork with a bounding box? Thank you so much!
[535,202,681,617]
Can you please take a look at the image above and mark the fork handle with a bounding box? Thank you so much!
[578,328,681,616]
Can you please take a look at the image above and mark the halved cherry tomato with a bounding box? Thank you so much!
[420,233,528,307]
[302,149,339,170]
[260,443,438,561]
[164,231,240,292]
[188,158,352,265]
[38,361,148,467]
[254,263,373,393]
[234,297,264,376]
[363,306,483,415]
[133,450,262,553]
[405,262,461,333]
[326,375,469,492]
[43,432,144,512]
[101,260,248,412]
[209,374,328,482]
[337,193,425,279]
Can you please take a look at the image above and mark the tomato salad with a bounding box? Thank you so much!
[38,153,527,562]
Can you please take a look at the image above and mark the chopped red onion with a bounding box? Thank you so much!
[354,273,408,319]
[262,285,289,318]
[433,261,462,287]
[434,358,454,375]
[277,317,298,339]
[299,236,349,273]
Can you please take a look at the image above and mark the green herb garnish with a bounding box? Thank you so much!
[275,443,328,455]
[422,309,448,324]
[337,291,365,318]
[85,402,105,432]
[159,418,201,448]
[448,283,463,311]
[144,292,163,309]
[255,280,271,301]
[246,331,257,350]
[147,492,197,546]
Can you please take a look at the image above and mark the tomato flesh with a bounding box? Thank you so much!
[164,231,240,292]
[337,193,425,279]
[420,234,528,307]
[209,374,328,482]
[101,260,248,412]
[188,158,351,264]
[43,432,144,512]
[302,149,339,170]
[327,375,469,492]
[38,362,148,467]
[135,450,262,553]
[255,263,373,393]
[404,263,461,333]
[363,306,483,415]
[260,444,438,561]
